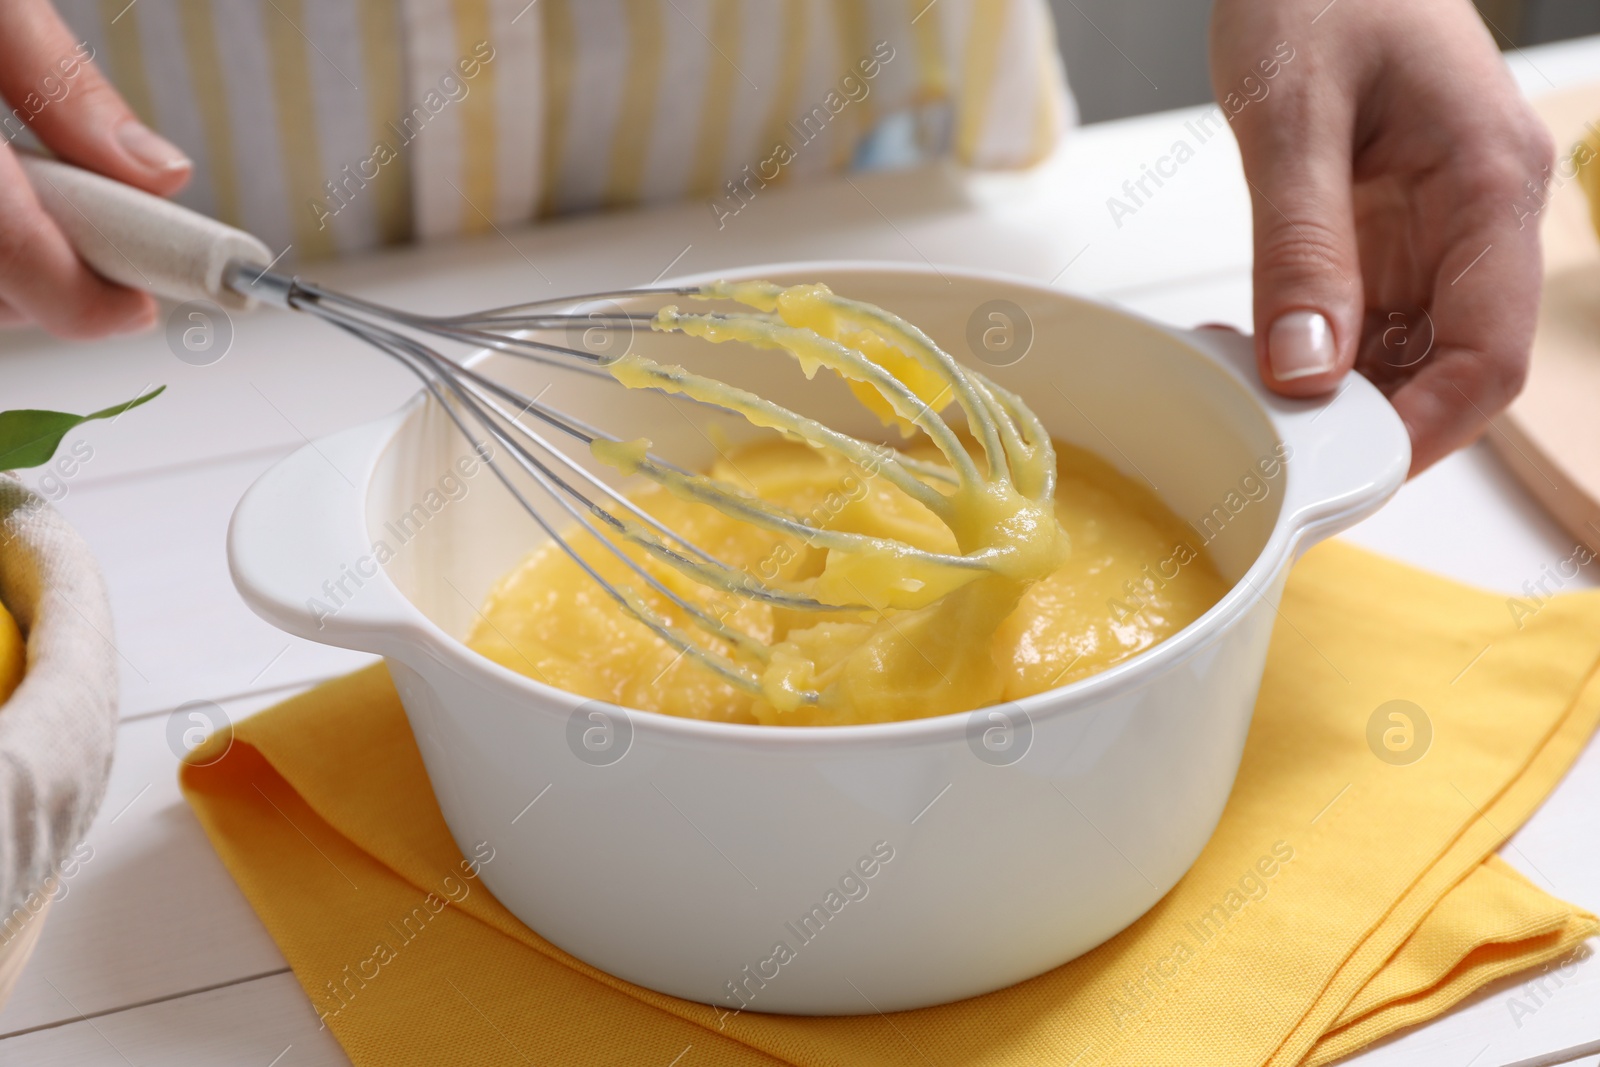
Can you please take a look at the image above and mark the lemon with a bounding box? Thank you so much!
[0,595,23,706]
[1577,124,1600,242]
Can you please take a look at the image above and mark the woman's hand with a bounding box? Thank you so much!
[0,0,190,338]
[1211,0,1554,474]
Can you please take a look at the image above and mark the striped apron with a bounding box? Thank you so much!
[54,0,1073,260]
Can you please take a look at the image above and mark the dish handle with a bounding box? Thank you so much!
[1178,325,1411,550]
[228,414,422,655]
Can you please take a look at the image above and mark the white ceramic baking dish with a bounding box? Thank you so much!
[229,263,1408,1015]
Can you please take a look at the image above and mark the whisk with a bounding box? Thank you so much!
[21,153,1054,704]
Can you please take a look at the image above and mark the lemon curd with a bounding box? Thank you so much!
[466,434,1227,726]
[466,282,1225,725]
[0,596,23,705]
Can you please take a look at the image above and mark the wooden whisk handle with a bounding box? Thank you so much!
[18,151,273,310]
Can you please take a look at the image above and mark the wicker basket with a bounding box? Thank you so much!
[0,475,119,1005]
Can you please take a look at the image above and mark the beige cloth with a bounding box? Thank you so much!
[0,476,118,947]
[0,895,50,1008]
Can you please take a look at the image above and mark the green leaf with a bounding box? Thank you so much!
[0,386,165,470]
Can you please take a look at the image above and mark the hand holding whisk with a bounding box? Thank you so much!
[20,152,1067,707]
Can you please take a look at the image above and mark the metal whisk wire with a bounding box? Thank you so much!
[292,288,789,690]
[223,263,1021,703]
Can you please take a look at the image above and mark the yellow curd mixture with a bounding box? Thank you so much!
[0,596,23,706]
[466,435,1226,726]
[466,281,1226,725]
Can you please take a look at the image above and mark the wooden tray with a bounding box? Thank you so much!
[1491,83,1600,555]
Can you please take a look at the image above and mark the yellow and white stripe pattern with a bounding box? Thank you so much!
[55,0,1072,260]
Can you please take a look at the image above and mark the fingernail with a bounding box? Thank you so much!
[1268,310,1337,382]
[115,121,190,175]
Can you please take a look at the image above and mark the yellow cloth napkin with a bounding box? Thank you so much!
[180,541,1600,1066]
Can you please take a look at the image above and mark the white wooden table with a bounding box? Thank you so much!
[3,34,1599,1067]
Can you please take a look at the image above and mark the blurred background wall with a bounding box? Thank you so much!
[1050,0,1600,123]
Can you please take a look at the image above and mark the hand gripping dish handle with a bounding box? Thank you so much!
[1178,325,1410,548]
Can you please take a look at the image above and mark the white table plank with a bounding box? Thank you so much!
[1348,947,1600,1067]
[1506,32,1600,98]
[12,969,1581,1067]
[29,451,374,718]
[0,972,345,1067]
[0,695,292,1038]
[1108,266,1253,331]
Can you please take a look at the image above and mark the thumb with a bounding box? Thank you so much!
[0,0,191,196]
[1235,112,1363,396]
